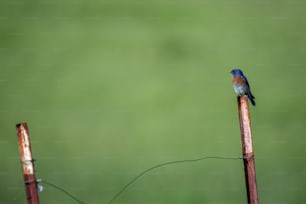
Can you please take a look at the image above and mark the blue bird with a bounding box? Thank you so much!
[230,68,256,106]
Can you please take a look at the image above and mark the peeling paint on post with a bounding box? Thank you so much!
[16,123,39,204]
[237,96,258,204]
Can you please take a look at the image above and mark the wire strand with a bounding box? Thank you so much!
[41,180,86,204]
[107,156,242,204]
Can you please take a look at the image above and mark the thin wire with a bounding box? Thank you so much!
[41,180,86,204]
[107,156,242,204]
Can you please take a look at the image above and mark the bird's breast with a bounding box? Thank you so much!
[232,76,245,83]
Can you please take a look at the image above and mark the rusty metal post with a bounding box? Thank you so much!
[237,96,258,204]
[16,123,40,204]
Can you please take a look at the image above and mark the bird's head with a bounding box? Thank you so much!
[230,68,244,76]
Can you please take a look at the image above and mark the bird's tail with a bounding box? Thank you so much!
[248,92,256,106]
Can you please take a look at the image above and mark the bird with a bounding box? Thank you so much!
[230,68,256,106]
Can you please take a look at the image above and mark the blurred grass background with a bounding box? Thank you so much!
[1,0,306,203]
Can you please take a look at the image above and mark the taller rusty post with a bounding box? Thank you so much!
[237,96,258,204]
[16,123,40,204]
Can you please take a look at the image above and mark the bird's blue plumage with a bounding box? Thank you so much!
[230,68,256,106]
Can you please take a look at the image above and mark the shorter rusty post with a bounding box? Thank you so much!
[237,96,258,204]
[16,123,39,204]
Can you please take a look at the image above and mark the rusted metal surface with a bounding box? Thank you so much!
[16,123,39,204]
[237,96,258,204]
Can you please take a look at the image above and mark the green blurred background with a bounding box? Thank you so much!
[1,0,306,203]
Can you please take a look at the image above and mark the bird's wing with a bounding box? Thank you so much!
[241,74,250,88]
